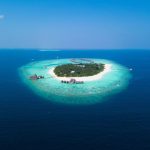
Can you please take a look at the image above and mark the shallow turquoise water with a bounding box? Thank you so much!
[19,59,132,105]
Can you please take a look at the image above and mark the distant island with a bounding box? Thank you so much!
[54,63,105,77]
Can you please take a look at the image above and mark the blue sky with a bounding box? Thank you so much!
[0,0,150,49]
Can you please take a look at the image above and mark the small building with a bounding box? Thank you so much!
[70,78,76,83]
[30,74,44,80]
[30,74,38,80]
[71,70,75,74]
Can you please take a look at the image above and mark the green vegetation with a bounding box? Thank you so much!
[54,63,105,77]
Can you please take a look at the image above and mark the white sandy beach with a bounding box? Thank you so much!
[48,64,112,82]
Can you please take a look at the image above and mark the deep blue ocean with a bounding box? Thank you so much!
[0,50,150,150]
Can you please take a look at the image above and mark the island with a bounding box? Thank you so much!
[19,58,132,105]
[49,62,111,83]
[54,63,105,77]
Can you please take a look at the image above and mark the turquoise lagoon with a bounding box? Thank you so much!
[19,59,132,105]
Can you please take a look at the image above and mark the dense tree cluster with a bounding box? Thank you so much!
[54,63,105,77]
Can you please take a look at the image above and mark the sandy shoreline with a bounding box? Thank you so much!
[48,64,112,82]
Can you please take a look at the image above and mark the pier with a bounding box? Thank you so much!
[70,58,94,64]
[30,74,44,80]
[61,79,84,84]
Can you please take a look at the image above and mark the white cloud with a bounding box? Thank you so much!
[0,15,5,20]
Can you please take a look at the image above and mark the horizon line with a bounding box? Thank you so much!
[0,48,150,51]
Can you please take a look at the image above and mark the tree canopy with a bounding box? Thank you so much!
[54,63,105,77]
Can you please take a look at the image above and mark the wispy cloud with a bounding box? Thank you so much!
[0,15,5,20]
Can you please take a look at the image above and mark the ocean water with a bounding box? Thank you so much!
[0,50,150,150]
